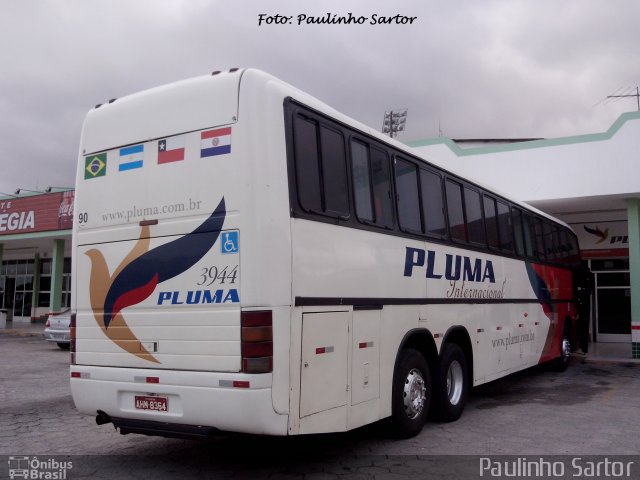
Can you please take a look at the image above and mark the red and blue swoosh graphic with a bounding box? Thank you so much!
[525,263,553,315]
[525,262,574,363]
[86,198,226,362]
[103,198,226,328]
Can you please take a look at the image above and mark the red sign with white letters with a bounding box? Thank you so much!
[0,191,74,236]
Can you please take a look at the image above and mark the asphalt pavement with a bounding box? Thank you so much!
[1,325,639,479]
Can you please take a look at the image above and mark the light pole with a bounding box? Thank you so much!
[382,109,408,138]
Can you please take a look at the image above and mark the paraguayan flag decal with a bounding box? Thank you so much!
[201,127,231,157]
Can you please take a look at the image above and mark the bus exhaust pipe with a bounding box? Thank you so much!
[96,410,112,426]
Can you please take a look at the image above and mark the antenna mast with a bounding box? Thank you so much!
[607,87,640,111]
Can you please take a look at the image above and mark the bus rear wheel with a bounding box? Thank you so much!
[552,329,571,372]
[389,348,431,438]
[432,343,468,422]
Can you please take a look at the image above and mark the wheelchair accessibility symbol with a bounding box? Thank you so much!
[221,231,239,254]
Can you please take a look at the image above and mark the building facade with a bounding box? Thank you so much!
[409,111,640,357]
[0,190,74,323]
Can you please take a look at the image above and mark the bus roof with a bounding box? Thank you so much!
[80,70,242,155]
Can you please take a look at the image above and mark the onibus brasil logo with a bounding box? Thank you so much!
[8,456,72,479]
[85,198,226,363]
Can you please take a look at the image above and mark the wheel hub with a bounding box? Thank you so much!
[403,368,426,419]
[446,360,464,406]
[562,337,571,361]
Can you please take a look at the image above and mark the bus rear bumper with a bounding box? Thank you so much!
[70,365,289,436]
[110,416,219,439]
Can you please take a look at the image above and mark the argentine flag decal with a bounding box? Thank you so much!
[119,144,144,171]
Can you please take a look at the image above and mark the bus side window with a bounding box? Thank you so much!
[445,179,466,243]
[512,208,525,257]
[464,186,485,245]
[350,139,374,222]
[293,115,323,213]
[522,214,535,258]
[557,229,569,264]
[483,195,499,249]
[394,158,422,233]
[496,200,513,253]
[420,169,446,238]
[533,217,546,262]
[545,222,558,260]
[350,139,394,228]
[370,147,394,228]
[567,232,580,267]
[320,125,349,217]
[292,114,349,218]
[551,225,563,259]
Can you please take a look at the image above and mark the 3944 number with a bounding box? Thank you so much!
[197,265,238,286]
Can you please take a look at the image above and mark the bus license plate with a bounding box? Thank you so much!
[134,395,168,412]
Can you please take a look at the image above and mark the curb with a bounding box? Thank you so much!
[574,353,640,365]
[0,329,43,338]
[579,357,640,366]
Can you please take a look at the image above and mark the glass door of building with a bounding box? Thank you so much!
[591,259,631,343]
[0,260,35,322]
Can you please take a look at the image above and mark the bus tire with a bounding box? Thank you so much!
[552,329,571,372]
[389,348,431,438]
[432,343,468,422]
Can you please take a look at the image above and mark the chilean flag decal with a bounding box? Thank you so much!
[158,136,185,164]
[201,127,231,157]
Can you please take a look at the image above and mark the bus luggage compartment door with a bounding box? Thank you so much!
[299,311,349,418]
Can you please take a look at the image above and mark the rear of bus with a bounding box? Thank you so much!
[70,69,292,437]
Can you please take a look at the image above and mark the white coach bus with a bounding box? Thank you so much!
[70,68,582,439]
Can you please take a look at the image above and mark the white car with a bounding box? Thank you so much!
[44,313,71,349]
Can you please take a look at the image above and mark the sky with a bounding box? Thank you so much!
[1,0,639,195]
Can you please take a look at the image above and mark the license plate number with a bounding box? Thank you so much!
[134,395,168,412]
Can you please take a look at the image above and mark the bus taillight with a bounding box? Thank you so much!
[70,313,77,365]
[241,310,273,374]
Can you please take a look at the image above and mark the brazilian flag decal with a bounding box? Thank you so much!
[85,153,107,179]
